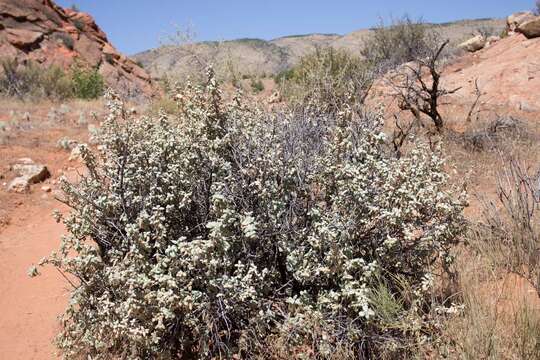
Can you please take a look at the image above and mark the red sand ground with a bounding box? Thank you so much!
[0,200,68,359]
[0,100,101,359]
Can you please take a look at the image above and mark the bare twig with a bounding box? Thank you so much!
[466,79,483,123]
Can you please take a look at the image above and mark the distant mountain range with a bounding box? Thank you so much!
[133,18,505,80]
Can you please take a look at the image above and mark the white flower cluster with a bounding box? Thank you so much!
[41,70,466,359]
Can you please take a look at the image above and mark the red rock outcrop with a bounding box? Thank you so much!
[0,0,156,100]
[442,32,540,114]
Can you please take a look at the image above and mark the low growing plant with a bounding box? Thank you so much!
[54,32,75,50]
[0,59,73,100]
[250,77,264,93]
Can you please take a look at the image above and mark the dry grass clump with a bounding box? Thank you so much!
[438,252,540,359]
[460,116,530,152]
[471,157,540,296]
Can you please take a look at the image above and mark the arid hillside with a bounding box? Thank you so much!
[0,0,155,99]
[134,18,505,79]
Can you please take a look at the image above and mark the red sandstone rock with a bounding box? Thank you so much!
[5,28,43,47]
[0,0,156,100]
[518,17,540,39]
[442,33,540,114]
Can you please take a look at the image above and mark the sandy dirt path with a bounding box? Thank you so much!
[0,200,68,359]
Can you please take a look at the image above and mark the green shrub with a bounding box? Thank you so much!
[274,67,294,83]
[361,15,432,71]
[279,47,375,115]
[73,19,85,32]
[40,65,74,99]
[38,70,466,359]
[53,33,75,50]
[250,77,264,93]
[148,96,179,116]
[104,53,115,64]
[71,65,104,99]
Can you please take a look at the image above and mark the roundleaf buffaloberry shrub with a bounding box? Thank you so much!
[41,69,466,359]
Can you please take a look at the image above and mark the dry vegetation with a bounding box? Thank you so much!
[431,113,540,359]
[0,59,105,101]
[1,9,539,360]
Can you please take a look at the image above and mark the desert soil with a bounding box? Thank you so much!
[0,199,68,359]
[0,100,102,359]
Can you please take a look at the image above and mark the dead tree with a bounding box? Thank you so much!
[391,114,414,158]
[389,40,460,132]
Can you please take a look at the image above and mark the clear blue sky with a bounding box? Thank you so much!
[56,0,534,55]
